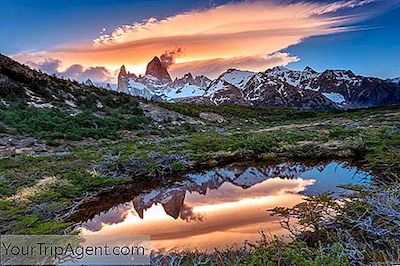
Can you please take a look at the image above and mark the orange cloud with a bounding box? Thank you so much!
[170,52,299,79]
[13,0,384,80]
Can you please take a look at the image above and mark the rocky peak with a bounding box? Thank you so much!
[118,65,137,79]
[119,65,127,76]
[194,75,211,87]
[303,66,318,75]
[117,65,137,93]
[145,56,172,83]
[84,79,94,87]
[172,73,195,84]
[321,69,356,79]
[268,66,289,73]
[183,73,194,82]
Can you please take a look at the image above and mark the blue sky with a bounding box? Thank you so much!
[285,6,400,78]
[1,0,399,81]
[0,0,230,54]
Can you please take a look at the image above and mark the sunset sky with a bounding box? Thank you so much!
[1,0,399,83]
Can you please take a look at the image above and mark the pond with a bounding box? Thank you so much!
[79,161,372,252]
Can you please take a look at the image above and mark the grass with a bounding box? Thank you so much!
[158,102,326,126]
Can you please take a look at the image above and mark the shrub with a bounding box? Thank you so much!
[270,185,400,264]
[0,106,150,140]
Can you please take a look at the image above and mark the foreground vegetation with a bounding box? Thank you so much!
[0,102,399,264]
[152,184,400,265]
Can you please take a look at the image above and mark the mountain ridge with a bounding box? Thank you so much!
[116,57,400,110]
[2,53,400,111]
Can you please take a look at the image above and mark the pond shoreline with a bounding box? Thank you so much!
[60,153,368,234]
[75,159,372,252]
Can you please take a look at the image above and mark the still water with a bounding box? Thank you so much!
[80,161,371,251]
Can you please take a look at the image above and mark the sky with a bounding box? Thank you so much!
[1,0,399,84]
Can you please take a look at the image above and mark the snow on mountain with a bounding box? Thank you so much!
[263,66,320,90]
[205,80,226,97]
[115,56,400,109]
[219,69,255,90]
[387,77,400,84]
[322,92,346,104]
[242,70,338,110]
[205,69,255,96]
[121,75,208,100]
[162,83,205,100]
[320,69,363,87]
[117,57,210,100]
[126,79,153,99]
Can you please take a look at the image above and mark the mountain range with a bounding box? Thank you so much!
[118,56,400,110]
[1,52,399,111]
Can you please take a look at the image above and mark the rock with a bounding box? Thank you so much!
[388,126,400,133]
[346,122,360,129]
[15,148,34,155]
[117,65,137,93]
[199,112,225,123]
[0,135,47,157]
[209,127,228,135]
[84,79,94,86]
[145,56,172,83]
[139,102,204,125]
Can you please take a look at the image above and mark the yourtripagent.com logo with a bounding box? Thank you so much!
[0,235,150,265]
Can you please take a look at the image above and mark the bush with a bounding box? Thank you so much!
[0,106,150,140]
[270,185,400,264]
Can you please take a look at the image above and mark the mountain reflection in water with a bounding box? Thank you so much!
[80,161,371,251]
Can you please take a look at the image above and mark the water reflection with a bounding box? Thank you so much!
[80,161,371,251]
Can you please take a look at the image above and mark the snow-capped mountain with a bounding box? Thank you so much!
[117,57,400,110]
[117,57,211,101]
[201,69,255,105]
[241,69,337,109]
[263,66,320,90]
[204,66,400,109]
